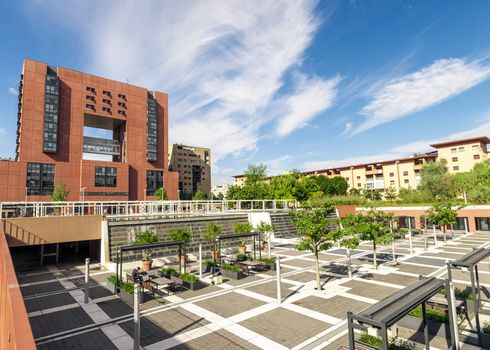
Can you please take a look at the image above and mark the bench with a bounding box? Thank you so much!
[170,275,184,293]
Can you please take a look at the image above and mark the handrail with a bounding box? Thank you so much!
[0,221,36,349]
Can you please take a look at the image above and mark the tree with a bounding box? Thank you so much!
[234,222,253,253]
[329,176,348,196]
[427,202,461,242]
[168,227,192,266]
[363,189,382,201]
[51,182,69,202]
[244,163,268,183]
[192,191,207,200]
[132,229,160,261]
[418,159,454,199]
[213,192,224,200]
[155,187,168,200]
[332,216,360,278]
[289,201,338,290]
[384,186,397,201]
[256,221,275,258]
[345,210,391,270]
[203,223,221,263]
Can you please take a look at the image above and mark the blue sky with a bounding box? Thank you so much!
[1,1,490,185]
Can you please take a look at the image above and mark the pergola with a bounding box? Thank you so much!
[347,277,458,350]
[114,240,186,294]
[216,232,261,267]
[448,247,490,347]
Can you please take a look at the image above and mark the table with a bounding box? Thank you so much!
[237,260,267,275]
[149,277,173,296]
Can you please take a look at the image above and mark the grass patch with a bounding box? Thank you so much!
[408,305,449,323]
[180,272,199,283]
[221,262,241,273]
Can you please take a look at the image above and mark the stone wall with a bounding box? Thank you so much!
[107,214,250,262]
[270,213,297,238]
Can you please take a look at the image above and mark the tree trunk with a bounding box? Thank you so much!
[442,225,447,243]
[315,252,321,290]
[347,248,352,278]
[373,241,377,270]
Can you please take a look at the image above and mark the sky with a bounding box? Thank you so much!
[1,1,490,185]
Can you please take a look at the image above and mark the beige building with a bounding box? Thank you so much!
[168,144,211,199]
[232,136,490,193]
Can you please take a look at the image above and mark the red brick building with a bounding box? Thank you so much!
[0,58,179,201]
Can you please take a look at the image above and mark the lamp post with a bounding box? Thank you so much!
[80,187,87,202]
[143,189,147,202]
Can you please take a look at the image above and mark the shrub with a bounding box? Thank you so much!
[221,263,241,273]
[132,230,160,261]
[161,267,179,276]
[203,259,215,267]
[180,272,199,282]
[408,305,449,323]
[359,333,421,350]
[258,257,276,265]
[236,253,252,261]
[107,274,135,294]
[359,334,382,348]
[483,321,490,334]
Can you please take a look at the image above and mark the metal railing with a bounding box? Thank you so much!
[0,199,297,218]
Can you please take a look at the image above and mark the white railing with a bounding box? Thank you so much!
[0,200,297,218]
[365,180,385,189]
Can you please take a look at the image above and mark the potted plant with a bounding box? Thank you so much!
[202,259,215,273]
[106,274,138,306]
[160,267,179,278]
[203,223,221,260]
[256,221,275,257]
[236,253,251,262]
[132,229,160,271]
[258,257,277,270]
[234,222,253,254]
[220,262,245,280]
[168,227,192,268]
[180,272,203,291]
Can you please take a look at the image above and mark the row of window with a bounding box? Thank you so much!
[452,155,480,162]
[86,86,126,100]
[451,145,480,153]
[146,93,158,162]
[43,69,59,153]
[26,163,164,194]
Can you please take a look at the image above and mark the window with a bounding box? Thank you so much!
[95,167,117,187]
[117,93,126,99]
[147,93,158,161]
[86,104,95,110]
[390,180,395,185]
[102,106,111,113]
[357,183,361,188]
[103,90,111,96]
[453,166,460,171]
[26,163,55,195]
[389,172,394,177]
[43,69,59,153]
[458,147,465,153]
[146,171,163,195]
[102,98,111,104]
[345,177,349,181]
[404,179,409,184]
[117,101,126,107]
[86,95,95,102]
[356,176,360,180]
[86,86,95,93]
[452,157,458,162]
[474,154,480,160]
[117,110,126,116]
[451,148,457,153]
[472,145,479,151]
[403,171,408,176]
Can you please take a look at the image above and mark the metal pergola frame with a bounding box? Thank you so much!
[347,277,458,350]
[114,240,186,294]
[448,247,490,347]
[216,232,261,269]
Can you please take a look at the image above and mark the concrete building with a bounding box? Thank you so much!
[168,144,211,198]
[232,136,490,192]
[211,184,230,199]
[0,58,179,201]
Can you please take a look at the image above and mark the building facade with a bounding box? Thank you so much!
[0,58,179,202]
[232,136,490,192]
[168,144,211,198]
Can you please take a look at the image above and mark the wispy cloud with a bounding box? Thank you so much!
[7,87,18,96]
[275,74,340,136]
[339,121,353,137]
[29,1,335,164]
[354,58,490,134]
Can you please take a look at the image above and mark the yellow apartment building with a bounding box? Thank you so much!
[232,136,490,193]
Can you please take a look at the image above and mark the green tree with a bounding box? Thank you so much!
[332,216,360,278]
[244,163,268,183]
[155,187,168,200]
[51,182,69,202]
[363,189,382,201]
[192,191,207,200]
[213,192,224,200]
[384,186,397,201]
[329,176,348,196]
[132,229,160,261]
[289,202,338,290]
[168,227,192,265]
[418,159,454,199]
[427,202,461,242]
[256,221,275,258]
[345,210,391,270]
[203,223,221,263]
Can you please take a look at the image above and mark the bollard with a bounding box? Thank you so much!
[347,248,352,279]
[134,283,140,350]
[408,218,413,255]
[268,235,272,259]
[198,244,203,279]
[276,257,281,304]
[433,225,437,246]
[464,218,468,235]
[84,258,90,304]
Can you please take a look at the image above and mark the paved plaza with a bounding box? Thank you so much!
[17,230,490,349]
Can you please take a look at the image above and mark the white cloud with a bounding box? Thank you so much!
[354,58,490,134]
[7,87,18,96]
[339,121,353,137]
[276,75,340,136]
[264,154,292,176]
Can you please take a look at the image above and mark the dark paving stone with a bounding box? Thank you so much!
[286,271,340,284]
[196,291,265,318]
[328,248,365,256]
[341,280,399,300]
[21,281,65,297]
[83,285,113,299]
[246,280,299,300]
[294,295,370,320]
[37,329,118,350]
[222,275,263,286]
[420,251,466,260]
[240,308,330,348]
[24,291,76,313]
[359,272,418,286]
[29,307,94,339]
[395,263,438,275]
[170,329,261,350]
[282,258,315,268]
[404,256,446,267]
[177,284,222,300]
[97,298,133,318]
[18,272,56,285]
[120,317,171,346]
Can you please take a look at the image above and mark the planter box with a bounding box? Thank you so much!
[182,279,205,291]
[265,263,276,271]
[220,268,246,280]
[202,264,214,273]
[106,281,142,307]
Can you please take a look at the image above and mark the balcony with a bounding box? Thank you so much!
[83,136,120,156]
[365,180,385,189]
